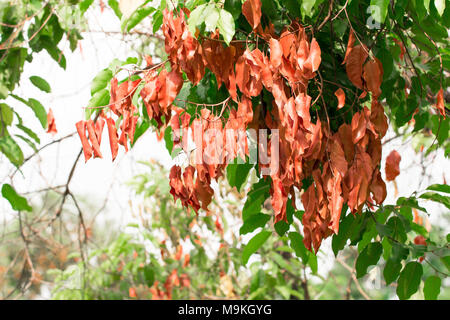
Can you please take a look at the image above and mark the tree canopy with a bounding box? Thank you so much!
[0,0,449,300]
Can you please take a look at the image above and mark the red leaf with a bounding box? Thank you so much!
[129,287,137,298]
[94,118,105,145]
[345,44,368,89]
[363,57,383,97]
[385,150,401,181]
[414,235,427,246]
[370,168,387,204]
[75,120,92,162]
[242,0,262,30]
[334,88,345,109]
[106,117,119,161]
[351,111,367,144]
[269,38,282,68]
[436,87,446,118]
[159,69,183,109]
[342,28,355,65]
[304,38,321,73]
[329,136,348,177]
[86,120,102,158]
[46,108,57,136]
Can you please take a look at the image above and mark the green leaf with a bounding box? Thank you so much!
[15,134,37,152]
[143,265,155,286]
[217,9,235,45]
[204,4,220,32]
[152,10,164,33]
[308,252,318,274]
[397,262,423,300]
[80,0,94,13]
[29,76,51,93]
[423,276,441,300]
[91,69,113,95]
[187,4,207,35]
[288,232,309,264]
[383,258,402,285]
[302,0,318,18]
[132,121,149,147]
[0,103,13,126]
[370,0,389,23]
[274,220,289,236]
[225,0,244,19]
[355,242,383,278]
[435,0,445,16]
[86,89,110,119]
[426,184,450,194]
[123,6,155,32]
[242,179,270,220]
[386,216,407,242]
[108,0,122,19]
[240,213,270,235]
[0,135,24,167]
[332,210,363,256]
[420,192,450,209]
[441,256,450,272]
[226,160,252,192]
[163,126,173,154]
[17,124,40,144]
[13,95,47,129]
[1,183,32,212]
[242,230,271,265]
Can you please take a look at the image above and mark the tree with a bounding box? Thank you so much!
[0,0,449,300]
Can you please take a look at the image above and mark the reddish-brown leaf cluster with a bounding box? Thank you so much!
[78,0,392,253]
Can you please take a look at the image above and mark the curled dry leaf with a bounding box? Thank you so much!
[76,120,92,162]
[345,44,368,89]
[242,0,262,30]
[342,28,355,65]
[363,57,383,97]
[436,87,446,118]
[385,150,401,181]
[106,117,119,161]
[334,88,345,109]
[269,38,282,68]
[46,108,57,135]
[87,120,102,158]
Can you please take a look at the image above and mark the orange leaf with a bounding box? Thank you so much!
[370,168,387,204]
[75,120,92,162]
[269,38,282,68]
[329,137,348,177]
[363,57,383,97]
[46,108,57,136]
[174,245,183,260]
[351,111,367,144]
[129,287,137,298]
[242,0,262,30]
[304,38,321,73]
[87,120,102,158]
[342,28,355,65]
[106,117,119,161]
[436,87,446,118]
[385,150,401,181]
[94,118,105,145]
[334,88,345,109]
[345,44,368,89]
